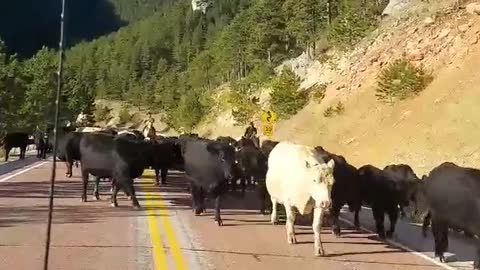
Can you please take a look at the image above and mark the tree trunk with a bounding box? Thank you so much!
[327,0,332,25]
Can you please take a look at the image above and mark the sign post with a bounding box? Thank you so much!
[260,110,277,138]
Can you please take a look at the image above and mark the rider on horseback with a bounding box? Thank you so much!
[142,112,156,140]
[243,121,257,140]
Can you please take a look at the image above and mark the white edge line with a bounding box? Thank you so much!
[0,161,48,183]
[338,216,457,270]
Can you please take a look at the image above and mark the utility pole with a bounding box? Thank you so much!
[43,0,67,269]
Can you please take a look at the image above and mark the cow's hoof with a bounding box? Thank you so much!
[315,248,325,257]
[287,237,297,245]
[110,203,118,208]
[215,220,223,226]
[93,196,100,201]
[81,198,87,203]
[386,231,394,238]
[133,204,141,209]
[378,233,386,240]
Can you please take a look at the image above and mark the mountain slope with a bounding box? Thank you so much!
[0,0,172,57]
[198,0,480,176]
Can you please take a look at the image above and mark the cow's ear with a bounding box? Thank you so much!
[305,161,311,168]
[327,159,335,169]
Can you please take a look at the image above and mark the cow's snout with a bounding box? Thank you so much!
[320,200,331,209]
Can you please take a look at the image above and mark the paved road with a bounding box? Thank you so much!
[0,160,473,270]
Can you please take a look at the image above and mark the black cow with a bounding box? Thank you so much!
[216,136,237,146]
[382,164,420,218]
[315,146,361,237]
[179,133,199,140]
[260,139,279,158]
[418,162,480,268]
[34,132,49,159]
[356,164,420,239]
[1,132,30,161]
[79,133,157,208]
[235,144,270,214]
[151,136,184,185]
[57,132,84,177]
[182,139,236,226]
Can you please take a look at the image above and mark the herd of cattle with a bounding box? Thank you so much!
[1,127,479,269]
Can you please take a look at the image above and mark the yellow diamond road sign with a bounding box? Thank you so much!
[262,124,273,137]
[261,110,277,124]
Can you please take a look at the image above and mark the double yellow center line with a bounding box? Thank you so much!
[143,170,188,270]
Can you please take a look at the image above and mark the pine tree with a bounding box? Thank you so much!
[82,93,96,126]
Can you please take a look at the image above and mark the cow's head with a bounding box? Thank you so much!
[307,159,335,210]
[208,142,237,181]
[219,146,237,181]
[401,178,427,219]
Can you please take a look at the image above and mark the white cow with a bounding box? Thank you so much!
[266,141,335,256]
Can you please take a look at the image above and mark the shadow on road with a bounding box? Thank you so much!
[0,152,42,177]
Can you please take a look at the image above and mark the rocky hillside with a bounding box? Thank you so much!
[197,0,480,176]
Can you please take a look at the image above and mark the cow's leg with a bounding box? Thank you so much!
[65,158,73,177]
[431,218,448,262]
[190,184,203,215]
[230,177,238,193]
[81,171,89,202]
[21,146,26,159]
[257,180,269,215]
[214,195,223,226]
[350,201,361,229]
[154,167,160,185]
[112,177,130,200]
[4,147,12,162]
[474,244,480,270]
[93,177,101,201]
[285,204,297,244]
[240,176,247,198]
[372,205,386,239]
[110,184,119,207]
[386,206,399,238]
[313,207,325,256]
[123,179,140,209]
[399,205,406,218]
[270,198,278,225]
[160,167,168,185]
[354,209,361,229]
[422,211,432,237]
[330,202,343,237]
[198,187,206,214]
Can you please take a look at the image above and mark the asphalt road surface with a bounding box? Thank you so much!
[0,159,474,270]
